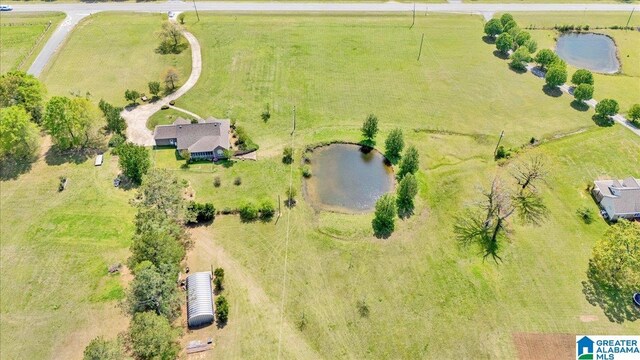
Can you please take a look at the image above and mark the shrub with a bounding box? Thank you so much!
[577,207,595,224]
[495,145,510,160]
[627,104,640,125]
[282,146,294,164]
[301,165,312,178]
[213,176,221,187]
[234,126,259,151]
[108,133,126,149]
[286,186,297,207]
[259,199,276,221]
[239,202,259,222]
[234,177,242,186]
[215,296,229,324]
[177,13,185,24]
[186,201,215,224]
[372,194,396,237]
[213,267,224,292]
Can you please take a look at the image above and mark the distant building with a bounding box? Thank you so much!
[154,117,231,161]
[592,177,640,221]
[186,272,214,328]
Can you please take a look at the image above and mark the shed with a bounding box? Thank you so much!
[94,154,103,166]
[186,272,214,328]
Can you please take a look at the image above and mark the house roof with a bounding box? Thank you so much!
[154,117,230,153]
[594,177,640,215]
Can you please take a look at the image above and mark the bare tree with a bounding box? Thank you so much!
[157,22,185,54]
[164,68,179,91]
[454,157,548,262]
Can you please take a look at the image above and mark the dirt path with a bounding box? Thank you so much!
[187,226,320,359]
[123,28,202,145]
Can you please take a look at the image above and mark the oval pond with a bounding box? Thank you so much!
[555,33,620,73]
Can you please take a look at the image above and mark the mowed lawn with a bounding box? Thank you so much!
[0,12,65,72]
[0,145,136,359]
[40,12,191,107]
[507,13,640,112]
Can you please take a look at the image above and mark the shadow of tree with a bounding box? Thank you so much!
[482,35,496,45]
[0,157,35,181]
[508,65,528,75]
[492,50,509,60]
[570,100,590,112]
[592,114,615,127]
[582,260,639,323]
[542,85,563,98]
[45,145,97,166]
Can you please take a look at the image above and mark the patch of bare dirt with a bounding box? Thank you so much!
[513,333,574,360]
[579,315,598,322]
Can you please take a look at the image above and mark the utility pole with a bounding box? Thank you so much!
[626,7,635,27]
[417,33,425,61]
[410,3,416,29]
[193,0,200,22]
[291,106,296,135]
[493,130,505,157]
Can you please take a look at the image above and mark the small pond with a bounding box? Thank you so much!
[555,33,620,73]
[304,143,395,212]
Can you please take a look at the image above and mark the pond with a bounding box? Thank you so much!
[304,143,395,212]
[555,33,620,73]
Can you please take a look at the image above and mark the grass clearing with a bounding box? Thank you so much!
[40,12,191,107]
[0,12,65,72]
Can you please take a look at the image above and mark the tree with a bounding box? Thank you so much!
[286,186,297,207]
[215,296,230,324]
[83,337,124,360]
[523,39,537,54]
[148,81,161,97]
[135,169,185,218]
[98,99,126,134]
[213,267,224,292]
[259,198,275,221]
[124,89,140,104]
[185,201,215,224]
[502,20,518,34]
[595,98,619,117]
[534,49,557,70]
[372,194,397,237]
[454,157,547,261]
[571,69,594,86]
[158,22,185,54]
[0,70,46,123]
[0,106,40,160]
[396,173,418,218]
[589,221,640,294]
[495,33,514,54]
[117,142,150,184]
[384,128,404,162]
[129,222,185,269]
[177,12,186,24]
[164,68,179,91]
[129,312,180,360]
[483,18,503,38]
[514,31,531,47]
[126,262,182,321]
[499,13,514,26]
[397,145,419,179]
[239,201,259,222]
[282,146,293,164]
[361,114,379,142]
[573,84,594,102]
[42,96,104,150]
[545,64,567,87]
[628,103,640,124]
[509,46,531,71]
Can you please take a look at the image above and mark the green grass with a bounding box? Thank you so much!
[0,149,135,359]
[40,12,191,107]
[0,12,65,73]
[147,107,197,129]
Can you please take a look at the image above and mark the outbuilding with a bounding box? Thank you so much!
[94,154,103,166]
[186,272,214,328]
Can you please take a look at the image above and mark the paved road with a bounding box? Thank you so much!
[123,27,202,145]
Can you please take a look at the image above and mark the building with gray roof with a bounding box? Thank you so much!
[154,117,231,160]
[592,177,640,221]
[186,272,214,328]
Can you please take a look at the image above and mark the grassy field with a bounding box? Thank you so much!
[0,12,65,73]
[0,141,136,360]
[40,12,191,107]
[505,13,640,112]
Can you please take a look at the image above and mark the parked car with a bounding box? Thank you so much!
[0,5,14,11]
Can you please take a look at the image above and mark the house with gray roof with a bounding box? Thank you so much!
[154,117,231,160]
[592,177,640,221]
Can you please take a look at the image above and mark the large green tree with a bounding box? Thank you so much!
[397,145,419,179]
[590,220,640,293]
[129,312,180,360]
[495,33,514,54]
[361,114,379,142]
[42,96,104,150]
[595,98,619,117]
[158,22,186,54]
[573,84,594,102]
[571,69,594,86]
[98,99,126,134]
[545,64,567,87]
[628,103,640,124]
[129,221,185,269]
[509,47,531,71]
[534,49,557,70]
[0,71,46,123]
[135,169,185,218]
[514,31,531,47]
[372,194,397,237]
[384,128,404,162]
[0,106,40,160]
[83,337,124,360]
[483,18,503,38]
[117,142,150,184]
[126,261,182,321]
[396,173,418,218]
[500,13,514,26]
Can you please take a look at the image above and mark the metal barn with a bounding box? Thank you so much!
[186,272,214,328]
